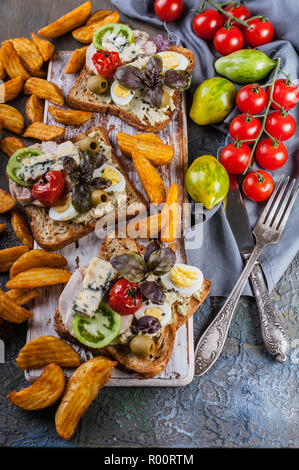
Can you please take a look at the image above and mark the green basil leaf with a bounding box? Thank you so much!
[147,247,176,276]
[110,251,147,282]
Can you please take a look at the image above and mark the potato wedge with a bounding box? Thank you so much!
[0,188,16,213]
[127,212,164,239]
[31,33,55,62]
[0,137,25,157]
[0,60,6,81]
[55,357,117,440]
[0,104,24,134]
[48,106,92,126]
[0,288,32,323]
[23,122,64,141]
[0,245,29,272]
[0,76,23,103]
[86,9,114,25]
[6,267,72,289]
[24,77,64,106]
[72,12,121,44]
[12,38,43,73]
[38,1,92,38]
[65,46,88,74]
[116,132,174,166]
[5,288,39,306]
[16,336,81,370]
[132,149,166,204]
[10,249,67,279]
[161,183,180,243]
[25,95,44,124]
[29,68,48,78]
[0,224,5,234]
[11,208,34,248]
[8,363,65,410]
[0,41,30,81]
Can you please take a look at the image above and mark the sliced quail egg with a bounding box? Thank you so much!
[156,51,189,72]
[111,80,135,106]
[93,164,126,193]
[135,301,172,328]
[161,263,203,296]
[49,193,78,221]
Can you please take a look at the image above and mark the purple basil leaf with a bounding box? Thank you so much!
[110,252,147,282]
[92,177,112,189]
[145,55,163,77]
[114,65,145,90]
[62,156,78,175]
[144,240,161,263]
[139,281,165,304]
[79,152,94,176]
[147,247,176,276]
[153,34,170,52]
[72,184,91,213]
[164,70,191,90]
[94,154,105,169]
[146,82,163,108]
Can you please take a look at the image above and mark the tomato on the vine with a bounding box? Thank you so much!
[265,111,296,141]
[236,84,268,114]
[229,114,261,143]
[255,138,288,170]
[242,170,274,202]
[220,141,251,174]
[108,278,143,315]
[192,9,223,40]
[270,79,299,110]
[154,0,184,22]
[213,24,244,55]
[244,17,274,47]
[222,4,251,29]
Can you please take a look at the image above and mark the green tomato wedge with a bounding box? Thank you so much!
[93,23,135,50]
[6,147,43,188]
[72,302,122,349]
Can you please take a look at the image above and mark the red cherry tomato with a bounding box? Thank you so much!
[242,170,274,202]
[220,142,251,174]
[265,111,296,141]
[32,171,65,206]
[244,17,274,47]
[154,0,184,22]
[229,114,261,144]
[270,79,299,111]
[92,50,122,80]
[108,278,143,315]
[213,25,244,55]
[255,138,288,170]
[222,4,251,29]
[192,9,223,40]
[236,84,268,114]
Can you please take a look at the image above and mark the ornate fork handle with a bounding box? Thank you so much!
[194,244,263,377]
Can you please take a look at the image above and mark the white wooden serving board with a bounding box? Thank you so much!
[25,51,194,386]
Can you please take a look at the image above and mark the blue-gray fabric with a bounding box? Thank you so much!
[112,0,299,296]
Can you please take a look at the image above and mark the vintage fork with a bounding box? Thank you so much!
[194,176,299,377]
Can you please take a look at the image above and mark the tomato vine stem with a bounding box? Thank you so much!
[205,0,251,27]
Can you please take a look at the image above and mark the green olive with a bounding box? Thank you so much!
[78,136,100,153]
[161,90,170,108]
[129,336,155,358]
[87,75,108,95]
[91,189,109,206]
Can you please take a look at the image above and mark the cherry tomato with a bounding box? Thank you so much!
[242,170,274,202]
[244,17,274,47]
[213,24,244,55]
[255,138,288,170]
[236,84,268,114]
[222,4,251,29]
[265,111,296,141]
[32,171,65,206]
[192,9,223,40]
[92,50,122,80]
[220,142,251,174]
[229,114,261,143]
[108,278,143,315]
[270,79,299,111]
[154,0,184,22]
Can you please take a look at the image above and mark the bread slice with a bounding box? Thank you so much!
[54,236,211,379]
[23,127,147,251]
[67,46,195,132]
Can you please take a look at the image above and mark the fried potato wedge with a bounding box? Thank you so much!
[0,60,6,81]
[24,77,64,106]
[0,41,30,81]
[0,76,23,103]
[161,183,180,243]
[65,46,88,74]
[55,356,117,440]
[12,38,43,73]
[72,11,121,44]
[29,68,48,78]
[5,288,39,306]
[0,288,32,323]
[0,224,5,234]
[26,95,44,123]
[86,9,114,25]
[10,249,67,279]
[11,208,34,248]
[31,33,55,62]
[132,149,166,204]
[0,104,24,134]
[38,1,92,38]
[6,267,72,289]
[116,132,174,166]
[8,363,65,410]
[0,245,29,272]
[23,122,64,141]
[48,106,92,126]
[16,336,81,370]
[127,212,163,239]
[0,137,25,157]
[0,188,16,213]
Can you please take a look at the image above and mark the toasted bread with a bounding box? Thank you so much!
[21,127,147,251]
[67,46,195,132]
[54,236,211,379]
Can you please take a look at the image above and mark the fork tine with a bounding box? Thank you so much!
[272,179,296,229]
[257,175,284,225]
[275,184,299,234]
[264,176,290,226]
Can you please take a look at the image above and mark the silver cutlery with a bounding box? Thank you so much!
[195,176,299,377]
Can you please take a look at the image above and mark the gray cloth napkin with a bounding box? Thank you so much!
[112,0,299,296]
